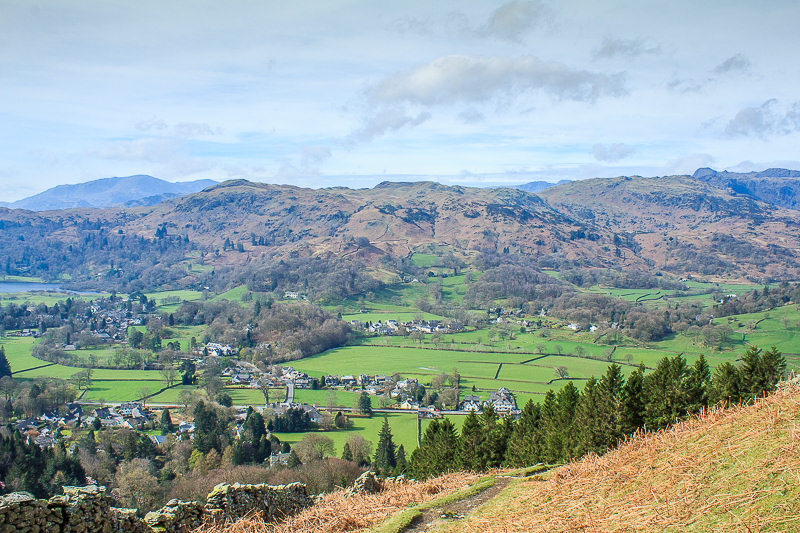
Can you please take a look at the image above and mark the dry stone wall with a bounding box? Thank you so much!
[0,482,311,533]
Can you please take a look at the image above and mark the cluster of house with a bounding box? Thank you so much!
[282,291,307,300]
[269,402,325,424]
[83,402,156,430]
[349,318,464,336]
[87,305,144,342]
[226,368,274,389]
[192,342,237,358]
[7,303,143,343]
[460,388,519,414]
[223,364,313,391]
[322,373,416,397]
[13,403,84,448]
[7,328,42,338]
[565,322,601,332]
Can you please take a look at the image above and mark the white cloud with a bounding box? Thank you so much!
[725,99,800,137]
[593,38,661,60]
[669,53,752,94]
[93,138,180,162]
[392,1,548,43]
[665,153,714,175]
[458,108,486,123]
[592,143,635,162]
[347,109,432,144]
[727,159,800,172]
[712,53,750,75]
[274,145,333,181]
[173,122,223,137]
[301,145,332,166]
[135,118,222,138]
[369,55,626,106]
[481,1,549,42]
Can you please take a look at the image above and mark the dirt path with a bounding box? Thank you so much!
[403,476,513,532]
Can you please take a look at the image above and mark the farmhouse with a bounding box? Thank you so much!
[460,395,483,412]
[400,399,420,410]
[489,387,517,413]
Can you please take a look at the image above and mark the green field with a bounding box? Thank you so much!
[212,285,249,303]
[80,380,165,402]
[3,337,45,372]
[0,291,100,306]
[410,253,441,268]
[273,412,467,456]
[145,289,204,303]
[293,388,361,408]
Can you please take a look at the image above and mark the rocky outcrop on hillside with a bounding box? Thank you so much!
[693,167,800,210]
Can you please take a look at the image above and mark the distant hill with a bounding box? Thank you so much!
[515,179,571,193]
[0,170,799,287]
[0,175,216,211]
[139,179,613,264]
[539,174,800,279]
[693,167,800,210]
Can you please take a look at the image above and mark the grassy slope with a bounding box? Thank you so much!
[436,387,800,532]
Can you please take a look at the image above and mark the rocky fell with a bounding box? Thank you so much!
[0,170,799,284]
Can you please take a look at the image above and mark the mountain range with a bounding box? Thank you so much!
[0,175,217,211]
[0,168,798,284]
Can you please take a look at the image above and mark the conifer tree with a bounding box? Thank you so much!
[395,444,407,474]
[709,362,741,405]
[621,364,645,434]
[740,345,763,398]
[287,449,301,467]
[374,416,396,472]
[505,400,542,467]
[574,378,603,456]
[243,407,266,442]
[409,418,459,478]
[192,401,223,454]
[538,390,559,463]
[597,363,625,447]
[160,408,175,435]
[0,346,11,379]
[480,404,509,468]
[341,442,353,462]
[358,392,373,417]
[643,355,688,430]
[541,382,580,463]
[761,346,787,385]
[255,435,271,463]
[685,354,711,413]
[458,410,485,470]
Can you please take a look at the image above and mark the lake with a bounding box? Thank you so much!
[0,281,99,295]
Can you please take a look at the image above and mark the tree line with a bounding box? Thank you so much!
[404,346,786,479]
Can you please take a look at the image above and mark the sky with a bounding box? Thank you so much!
[2,0,800,201]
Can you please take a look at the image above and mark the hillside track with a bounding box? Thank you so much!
[402,477,513,533]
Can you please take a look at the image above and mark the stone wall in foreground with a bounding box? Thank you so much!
[0,482,311,533]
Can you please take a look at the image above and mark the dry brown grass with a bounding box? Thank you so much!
[199,472,480,533]
[440,389,800,532]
